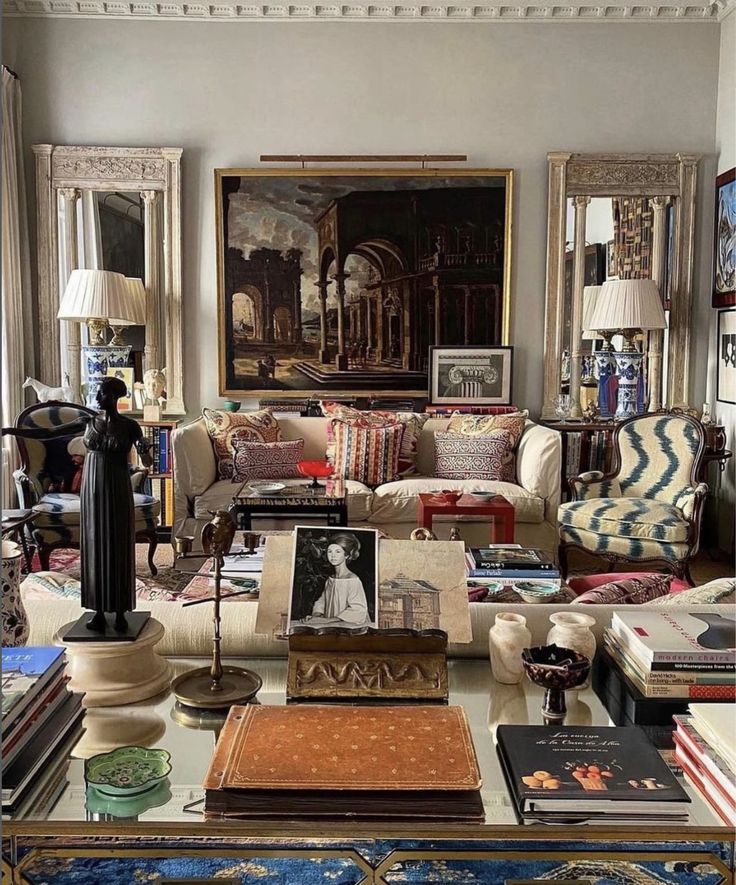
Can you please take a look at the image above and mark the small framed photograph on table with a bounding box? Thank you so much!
[429,345,513,406]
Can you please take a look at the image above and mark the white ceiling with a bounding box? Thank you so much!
[4,0,735,21]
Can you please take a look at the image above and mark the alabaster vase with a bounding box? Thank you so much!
[547,612,596,688]
[2,540,28,647]
[489,612,532,685]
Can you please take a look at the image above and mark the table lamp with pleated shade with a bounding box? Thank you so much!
[586,278,666,420]
[57,269,138,345]
[109,278,147,345]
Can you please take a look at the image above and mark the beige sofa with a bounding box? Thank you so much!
[172,415,562,556]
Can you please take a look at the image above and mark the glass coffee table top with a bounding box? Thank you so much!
[8,658,727,832]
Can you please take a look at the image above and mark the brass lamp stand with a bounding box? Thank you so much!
[171,511,262,709]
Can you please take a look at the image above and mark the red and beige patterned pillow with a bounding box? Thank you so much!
[320,402,428,476]
[202,408,281,480]
[434,430,515,482]
[446,412,528,482]
[571,574,673,605]
[331,419,405,487]
[231,438,304,482]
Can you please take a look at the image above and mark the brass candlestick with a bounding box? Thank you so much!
[171,511,262,710]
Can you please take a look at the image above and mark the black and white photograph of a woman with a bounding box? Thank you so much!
[287,526,379,631]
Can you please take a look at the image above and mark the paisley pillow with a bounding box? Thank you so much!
[202,408,281,480]
[446,412,528,482]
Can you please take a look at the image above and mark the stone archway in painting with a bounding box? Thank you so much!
[232,286,264,341]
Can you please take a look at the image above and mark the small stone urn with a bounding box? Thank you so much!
[547,612,596,687]
[2,540,29,647]
[489,612,532,685]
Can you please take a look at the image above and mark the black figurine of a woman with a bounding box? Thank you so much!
[3,377,152,636]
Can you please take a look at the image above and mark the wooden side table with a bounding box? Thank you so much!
[417,493,515,543]
[1,508,36,573]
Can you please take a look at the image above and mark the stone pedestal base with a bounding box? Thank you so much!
[55,618,169,708]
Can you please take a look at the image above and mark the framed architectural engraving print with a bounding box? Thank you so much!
[215,168,513,397]
[428,344,513,406]
[717,308,736,404]
[713,167,735,307]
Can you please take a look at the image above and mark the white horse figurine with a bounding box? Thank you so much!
[23,376,77,404]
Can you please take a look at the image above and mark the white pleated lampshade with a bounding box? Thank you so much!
[109,278,147,326]
[588,278,666,332]
[581,285,603,340]
[57,269,136,323]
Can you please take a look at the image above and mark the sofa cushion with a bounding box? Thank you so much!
[232,438,304,481]
[194,477,373,523]
[202,408,281,480]
[321,403,428,476]
[571,574,673,605]
[370,477,545,524]
[446,412,528,482]
[568,572,691,595]
[642,578,736,606]
[434,430,514,481]
[331,419,405,486]
[559,497,689,543]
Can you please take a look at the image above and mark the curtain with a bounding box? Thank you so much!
[1,67,33,509]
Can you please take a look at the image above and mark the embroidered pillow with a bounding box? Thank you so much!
[571,574,673,605]
[232,438,304,482]
[643,578,736,607]
[202,408,281,480]
[321,402,428,476]
[446,412,528,482]
[434,430,515,482]
[331,419,405,486]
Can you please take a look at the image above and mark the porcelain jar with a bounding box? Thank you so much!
[546,611,596,687]
[489,612,532,685]
[2,540,29,647]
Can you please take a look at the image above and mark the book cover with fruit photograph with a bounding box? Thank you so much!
[496,725,689,814]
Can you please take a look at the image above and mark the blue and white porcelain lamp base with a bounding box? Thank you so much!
[83,344,131,408]
[613,348,644,420]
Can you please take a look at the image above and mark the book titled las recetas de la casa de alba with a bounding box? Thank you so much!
[497,725,690,822]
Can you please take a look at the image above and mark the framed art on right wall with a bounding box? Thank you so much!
[717,308,736,405]
[713,167,736,307]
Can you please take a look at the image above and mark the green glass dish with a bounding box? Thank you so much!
[85,746,172,797]
[85,778,172,817]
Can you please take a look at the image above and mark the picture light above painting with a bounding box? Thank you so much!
[215,168,513,399]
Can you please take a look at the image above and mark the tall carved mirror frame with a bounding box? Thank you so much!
[32,145,185,415]
[541,151,698,421]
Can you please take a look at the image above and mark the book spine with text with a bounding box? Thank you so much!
[610,624,736,668]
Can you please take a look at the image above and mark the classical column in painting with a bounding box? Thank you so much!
[463,285,472,344]
[292,279,302,344]
[333,271,349,371]
[141,189,161,373]
[58,187,82,399]
[648,195,669,411]
[433,275,442,346]
[376,286,385,362]
[569,195,591,419]
[316,280,330,364]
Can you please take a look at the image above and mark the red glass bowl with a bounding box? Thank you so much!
[298,460,333,488]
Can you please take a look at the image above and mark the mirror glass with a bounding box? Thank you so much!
[560,195,672,414]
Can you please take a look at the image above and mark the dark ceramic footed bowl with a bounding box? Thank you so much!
[522,643,590,691]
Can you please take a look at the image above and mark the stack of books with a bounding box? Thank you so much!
[465,545,561,587]
[2,647,85,818]
[204,705,483,821]
[673,705,736,827]
[497,724,691,823]
[603,611,736,702]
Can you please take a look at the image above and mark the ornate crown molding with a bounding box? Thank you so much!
[3,0,732,20]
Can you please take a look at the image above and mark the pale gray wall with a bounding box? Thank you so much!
[4,18,721,418]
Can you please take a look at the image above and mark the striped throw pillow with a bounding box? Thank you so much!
[331,419,405,486]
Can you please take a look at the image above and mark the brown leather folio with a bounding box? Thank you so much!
[203,704,483,820]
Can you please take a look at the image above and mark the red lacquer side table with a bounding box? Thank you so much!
[417,493,515,544]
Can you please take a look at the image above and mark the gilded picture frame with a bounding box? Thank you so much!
[215,168,513,398]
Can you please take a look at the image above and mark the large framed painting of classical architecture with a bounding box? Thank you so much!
[215,168,513,397]
[713,167,736,307]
